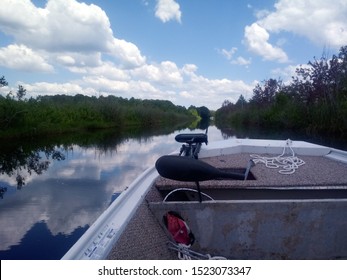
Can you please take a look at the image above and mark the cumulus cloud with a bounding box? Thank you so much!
[0,0,45,36]
[109,38,146,68]
[0,44,54,72]
[258,0,347,47]
[179,69,255,106]
[219,47,252,66]
[0,0,112,52]
[0,0,145,69]
[182,64,198,76]
[55,52,102,69]
[131,61,183,84]
[131,61,254,107]
[69,62,130,81]
[244,23,289,63]
[155,0,182,23]
[56,55,76,66]
[23,82,96,96]
[245,0,347,62]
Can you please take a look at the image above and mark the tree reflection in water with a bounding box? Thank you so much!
[0,123,190,194]
[0,144,67,189]
[0,186,7,198]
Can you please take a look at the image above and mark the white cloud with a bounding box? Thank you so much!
[231,56,252,66]
[131,61,183,84]
[55,52,102,68]
[69,62,130,81]
[220,48,238,60]
[0,0,113,53]
[179,70,255,107]
[0,44,54,72]
[23,82,96,96]
[56,55,76,66]
[182,64,198,76]
[271,63,312,84]
[271,65,301,84]
[155,0,182,23]
[82,76,130,93]
[109,38,146,68]
[244,23,289,63]
[255,9,271,20]
[0,0,145,69]
[257,0,347,47]
[244,0,347,62]
[0,0,46,36]
[219,47,252,66]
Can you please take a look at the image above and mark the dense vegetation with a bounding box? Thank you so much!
[0,79,195,138]
[215,46,347,137]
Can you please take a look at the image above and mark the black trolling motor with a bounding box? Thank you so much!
[155,155,254,202]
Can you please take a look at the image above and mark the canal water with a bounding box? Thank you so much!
[0,125,345,259]
[0,126,228,259]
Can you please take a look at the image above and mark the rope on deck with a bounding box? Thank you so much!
[250,139,305,175]
[167,242,227,260]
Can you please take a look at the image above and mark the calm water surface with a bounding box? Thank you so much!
[0,126,227,259]
[0,125,345,259]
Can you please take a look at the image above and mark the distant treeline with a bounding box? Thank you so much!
[215,45,347,137]
[0,81,198,138]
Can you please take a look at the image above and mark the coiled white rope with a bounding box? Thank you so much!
[250,139,305,175]
[167,242,227,260]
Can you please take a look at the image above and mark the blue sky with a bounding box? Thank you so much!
[1,0,347,110]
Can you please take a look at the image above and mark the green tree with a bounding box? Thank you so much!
[196,106,210,120]
[16,85,27,101]
[250,78,283,105]
[235,94,247,109]
[0,75,8,87]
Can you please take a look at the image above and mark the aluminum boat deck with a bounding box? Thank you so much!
[107,149,347,259]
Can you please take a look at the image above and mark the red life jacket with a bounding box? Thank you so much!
[165,212,194,245]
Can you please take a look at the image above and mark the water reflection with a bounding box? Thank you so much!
[0,186,7,199]
[0,125,217,259]
[0,145,67,189]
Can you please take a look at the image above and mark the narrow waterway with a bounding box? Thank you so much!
[0,125,345,259]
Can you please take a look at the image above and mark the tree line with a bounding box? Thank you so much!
[215,45,347,137]
[0,78,197,139]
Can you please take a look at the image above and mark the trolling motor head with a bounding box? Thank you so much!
[155,155,247,202]
[175,133,208,145]
[175,133,208,158]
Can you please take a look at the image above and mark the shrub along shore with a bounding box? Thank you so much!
[215,46,347,138]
